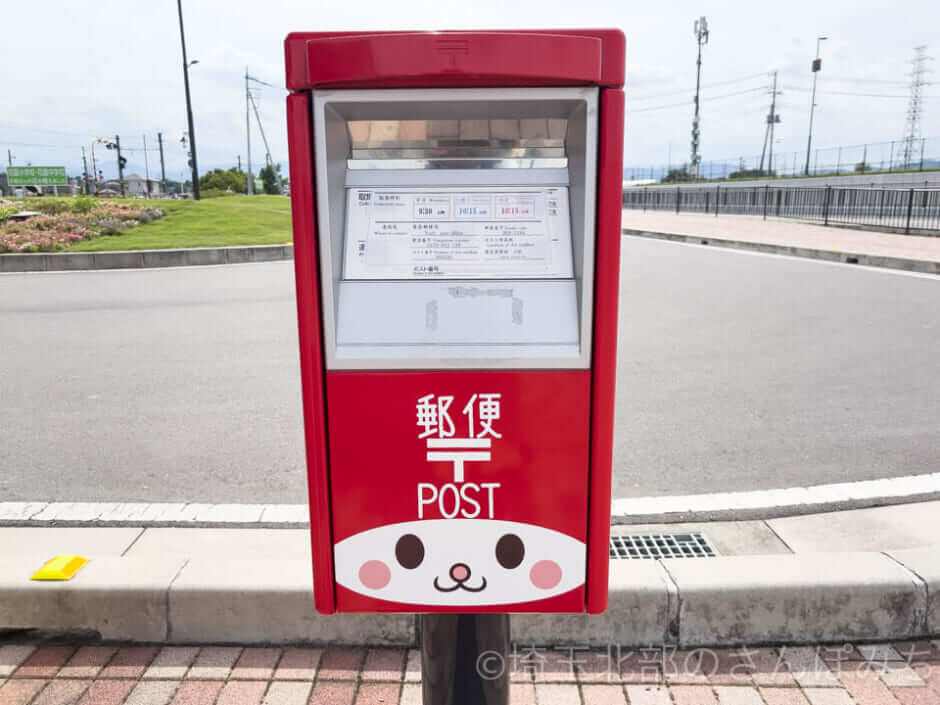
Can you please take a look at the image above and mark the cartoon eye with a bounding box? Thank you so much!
[395,534,424,569]
[495,533,525,569]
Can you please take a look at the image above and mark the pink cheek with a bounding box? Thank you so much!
[359,560,391,590]
[530,560,562,590]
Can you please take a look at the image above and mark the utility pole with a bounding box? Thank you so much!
[759,71,781,175]
[245,67,253,194]
[90,142,98,195]
[143,134,151,197]
[157,132,167,195]
[6,149,12,166]
[177,0,200,199]
[690,16,709,179]
[81,147,90,195]
[768,72,780,176]
[804,35,828,175]
[115,136,126,196]
[237,155,241,172]
[900,46,932,169]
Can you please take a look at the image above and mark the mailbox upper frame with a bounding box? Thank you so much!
[284,29,626,91]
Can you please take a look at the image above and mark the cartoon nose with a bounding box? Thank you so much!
[450,563,470,582]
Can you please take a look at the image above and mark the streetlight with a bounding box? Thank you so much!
[804,35,827,175]
[176,0,200,199]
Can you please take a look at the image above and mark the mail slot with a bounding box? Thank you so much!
[284,29,625,615]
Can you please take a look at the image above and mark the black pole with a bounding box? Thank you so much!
[81,147,90,196]
[115,135,125,197]
[420,614,509,705]
[177,0,200,200]
[157,132,167,195]
[905,188,914,234]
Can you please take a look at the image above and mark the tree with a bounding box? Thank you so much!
[729,168,775,179]
[259,163,282,194]
[199,167,247,193]
[661,167,692,183]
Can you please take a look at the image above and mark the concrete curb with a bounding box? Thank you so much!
[1,548,937,646]
[623,228,940,275]
[0,244,293,272]
[6,471,940,529]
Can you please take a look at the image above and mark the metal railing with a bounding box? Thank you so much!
[623,185,940,234]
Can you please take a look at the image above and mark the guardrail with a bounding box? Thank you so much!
[623,185,940,234]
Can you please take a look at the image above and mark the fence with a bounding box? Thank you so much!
[623,185,940,234]
[624,136,940,182]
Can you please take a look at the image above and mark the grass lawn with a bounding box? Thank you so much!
[67,195,292,251]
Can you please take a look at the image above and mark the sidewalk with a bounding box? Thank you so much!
[2,639,940,704]
[0,502,938,650]
[621,211,940,273]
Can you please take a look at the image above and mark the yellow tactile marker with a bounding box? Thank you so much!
[31,555,89,581]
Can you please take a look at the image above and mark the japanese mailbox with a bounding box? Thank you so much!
[284,29,625,616]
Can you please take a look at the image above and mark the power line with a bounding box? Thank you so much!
[784,85,933,98]
[825,77,911,85]
[630,70,768,101]
[629,85,767,113]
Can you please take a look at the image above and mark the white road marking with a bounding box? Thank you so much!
[612,472,940,523]
[3,472,940,527]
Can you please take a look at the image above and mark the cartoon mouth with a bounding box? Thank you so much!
[433,576,488,593]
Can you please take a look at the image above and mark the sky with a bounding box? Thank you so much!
[1,0,936,183]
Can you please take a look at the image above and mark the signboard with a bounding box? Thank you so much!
[7,166,67,187]
[343,187,573,280]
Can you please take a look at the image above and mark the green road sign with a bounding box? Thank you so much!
[7,166,67,187]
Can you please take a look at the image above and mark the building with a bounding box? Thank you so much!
[102,174,163,196]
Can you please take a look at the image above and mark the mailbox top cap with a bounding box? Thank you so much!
[284,29,625,91]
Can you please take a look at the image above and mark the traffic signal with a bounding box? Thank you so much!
[118,156,127,169]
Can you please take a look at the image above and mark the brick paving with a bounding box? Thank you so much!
[0,640,938,704]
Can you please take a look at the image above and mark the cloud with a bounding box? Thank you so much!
[0,0,935,178]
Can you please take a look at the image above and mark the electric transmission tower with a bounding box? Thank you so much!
[900,46,932,169]
[690,16,709,179]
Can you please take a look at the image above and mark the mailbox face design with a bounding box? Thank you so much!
[285,29,625,615]
[334,519,586,606]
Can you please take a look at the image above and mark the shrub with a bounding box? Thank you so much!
[0,199,165,252]
[70,196,96,214]
[201,188,236,199]
[31,198,72,215]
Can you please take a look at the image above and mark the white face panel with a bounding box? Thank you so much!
[334,519,585,607]
[343,187,573,280]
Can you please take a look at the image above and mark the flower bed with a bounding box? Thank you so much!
[0,197,165,253]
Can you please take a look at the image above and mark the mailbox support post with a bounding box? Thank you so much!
[421,613,510,705]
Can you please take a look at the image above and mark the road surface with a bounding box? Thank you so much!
[0,237,937,503]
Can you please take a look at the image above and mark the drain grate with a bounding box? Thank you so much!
[609,532,718,559]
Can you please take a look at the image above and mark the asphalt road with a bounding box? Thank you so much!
[1,238,937,503]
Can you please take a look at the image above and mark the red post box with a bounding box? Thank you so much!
[284,29,625,617]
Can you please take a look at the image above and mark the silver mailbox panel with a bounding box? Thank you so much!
[312,87,598,370]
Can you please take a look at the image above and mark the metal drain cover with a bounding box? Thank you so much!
[610,532,718,559]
